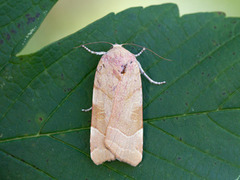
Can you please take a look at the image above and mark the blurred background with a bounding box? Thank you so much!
[20,0,240,55]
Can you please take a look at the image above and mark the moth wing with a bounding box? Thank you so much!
[105,59,143,167]
[90,58,117,165]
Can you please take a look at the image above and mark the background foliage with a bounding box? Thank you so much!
[20,0,240,55]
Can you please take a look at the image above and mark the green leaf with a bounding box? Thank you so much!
[1,2,240,179]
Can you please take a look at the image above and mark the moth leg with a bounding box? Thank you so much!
[82,106,92,112]
[134,47,146,57]
[136,60,166,85]
[82,45,106,55]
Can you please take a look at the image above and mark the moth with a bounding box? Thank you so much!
[80,42,168,166]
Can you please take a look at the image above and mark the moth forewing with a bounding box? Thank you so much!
[81,43,166,166]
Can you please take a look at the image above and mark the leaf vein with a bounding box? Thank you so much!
[147,122,240,168]
[0,149,55,179]
[144,31,240,110]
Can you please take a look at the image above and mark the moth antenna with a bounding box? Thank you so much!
[74,41,113,49]
[122,43,172,61]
